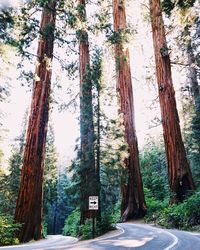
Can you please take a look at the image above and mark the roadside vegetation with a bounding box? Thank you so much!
[145,190,200,232]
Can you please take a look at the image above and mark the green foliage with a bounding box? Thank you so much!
[65,11,77,29]
[79,219,93,240]
[56,172,74,233]
[79,212,116,240]
[43,124,59,234]
[62,208,80,237]
[183,191,200,226]
[144,188,168,223]
[140,140,169,201]
[107,28,133,45]
[146,190,200,231]
[161,0,175,16]
[93,9,111,35]
[18,17,39,50]
[162,0,196,16]
[176,0,196,9]
[100,115,129,212]
[96,213,115,236]
[63,208,117,240]
[0,10,16,45]
[167,203,186,228]
[0,117,25,215]
[77,3,86,21]
[37,0,52,8]
[0,215,20,246]
[42,221,48,238]
[110,201,121,224]
[0,150,22,214]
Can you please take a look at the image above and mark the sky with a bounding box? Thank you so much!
[0,0,23,10]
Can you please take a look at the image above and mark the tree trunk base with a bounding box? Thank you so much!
[120,205,146,222]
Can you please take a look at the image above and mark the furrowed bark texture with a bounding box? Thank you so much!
[78,0,96,225]
[15,1,57,242]
[150,0,195,203]
[113,0,146,221]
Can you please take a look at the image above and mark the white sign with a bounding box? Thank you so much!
[89,196,98,210]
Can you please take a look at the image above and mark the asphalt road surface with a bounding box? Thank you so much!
[1,223,200,250]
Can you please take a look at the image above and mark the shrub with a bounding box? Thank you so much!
[184,191,200,227]
[96,212,115,236]
[42,221,48,238]
[62,208,80,237]
[111,201,121,224]
[144,188,167,223]
[167,203,186,228]
[149,190,200,231]
[79,219,93,240]
[62,207,117,240]
[0,215,20,246]
[80,212,115,240]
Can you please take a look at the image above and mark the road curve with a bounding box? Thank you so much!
[1,223,200,249]
[0,235,77,250]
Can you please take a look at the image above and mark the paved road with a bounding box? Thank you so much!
[1,223,200,249]
[0,235,77,250]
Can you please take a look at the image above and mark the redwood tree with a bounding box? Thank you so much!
[150,0,195,203]
[112,0,146,221]
[15,1,57,242]
[77,0,97,225]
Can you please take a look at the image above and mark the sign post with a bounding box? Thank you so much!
[89,196,98,238]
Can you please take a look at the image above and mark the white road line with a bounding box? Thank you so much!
[163,230,178,250]
[139,224,179,250]
[122,223,178,250]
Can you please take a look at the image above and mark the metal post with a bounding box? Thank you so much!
[92,216,95,238]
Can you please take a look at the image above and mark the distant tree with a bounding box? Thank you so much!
[77,0,97,225]
[14,0,57,242]
[0,148,22,215]
[112,0,146,221]
[90,48,104,221]
[56,171,73,233]
[0,111,27,215]
[149,0,195,204]
[189,97,200,187]
[43,124,58,235]
[140,139,169,201]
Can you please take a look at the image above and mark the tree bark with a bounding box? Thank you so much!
[150,0,195,203]
[112,0,146,221]
[78,0,96,225]
[14,1,57,242]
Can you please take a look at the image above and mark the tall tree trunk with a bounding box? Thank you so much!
[150,0,195,203]
[15,1,57,242]
[112,0,146,221]
[78,0,96,225]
